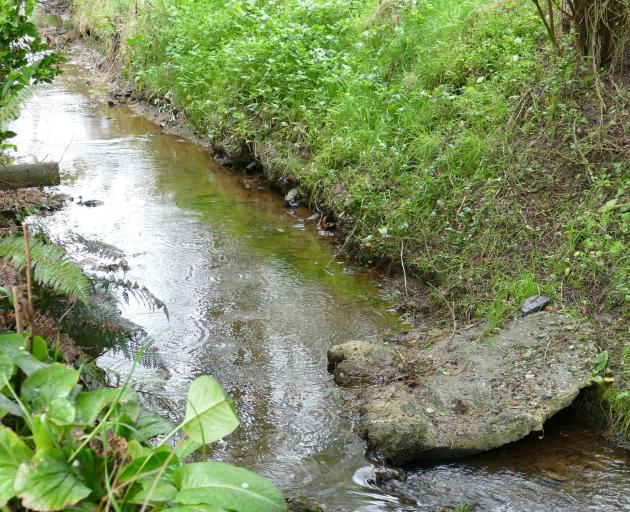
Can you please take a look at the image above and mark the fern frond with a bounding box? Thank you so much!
[93,276,169,319]
[0,236,92,303]
[68,232,128,263]
[0,89,30,130]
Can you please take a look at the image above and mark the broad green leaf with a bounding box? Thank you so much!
[48,398,76,425]
[130,476,177,503]
[133,407,176,442]
[0,333,26,357]
[181,376,238,445]
[599,198,618,213]
[164,506,225,512]
[0,393,24,417]
[174,438,201,459]
[14,448,91,511]
[74,388,118,425]
[0,335,34,376]
[74,448,105,501]
[118,448,177,483]
[32,336,48,361]
[173,462,286,512]
[31,414,56,451]
[111,387,142,427]
[0,352,15,383]
[0,426,32,506]
[15,351,46,376]
[126,439,152,460]
[594,351,609,374]
[22,363,79,411]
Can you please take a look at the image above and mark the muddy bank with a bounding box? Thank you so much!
[0,188,66,228]
[329,312,600,464]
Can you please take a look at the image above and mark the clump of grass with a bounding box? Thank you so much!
[482,272,557,334]
[601,343,630,438]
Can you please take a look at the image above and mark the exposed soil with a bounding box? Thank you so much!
[0,188,67,228]
[0,185,77,363]
[0,255,82,365]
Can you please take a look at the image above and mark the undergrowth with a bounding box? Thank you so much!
[1,0,61,157]
[0,332,286,511]
[0,236,92,304]
[67,0,629,433]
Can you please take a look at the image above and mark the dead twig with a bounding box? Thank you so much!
[400,239,408,297]
[22,224,34,329]
[11,286,23,336]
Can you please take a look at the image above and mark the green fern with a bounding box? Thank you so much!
[0,236,92,303]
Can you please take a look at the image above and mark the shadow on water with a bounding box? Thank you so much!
[356,411,630,511]
[11,12,630,510]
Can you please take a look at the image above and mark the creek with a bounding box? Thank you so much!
[10,13,630,511]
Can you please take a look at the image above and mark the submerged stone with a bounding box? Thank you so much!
[285,188,299,207]
[286,496,324,512]
[328,312,597,464]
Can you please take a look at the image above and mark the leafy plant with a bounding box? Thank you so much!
[0,236,92,304]
[0,331,286,511]
[592,349,609,382]
[0,0,63,155]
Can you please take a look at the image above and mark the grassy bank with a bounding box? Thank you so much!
[67,0,628,435]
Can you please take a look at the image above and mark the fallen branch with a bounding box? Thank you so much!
[0,162,60,190]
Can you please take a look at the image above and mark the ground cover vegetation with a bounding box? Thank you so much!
[67,0,628,435]
[0,330,286,511]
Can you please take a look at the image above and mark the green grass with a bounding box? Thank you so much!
[601,341,630,438]
[68,0,628,432]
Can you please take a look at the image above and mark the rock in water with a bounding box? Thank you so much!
[285,188,299,207]
[76,196,104,207]
[327,312,596,464]
[81,199,104,207]
[521,295,551,317]
[286,496,324,512]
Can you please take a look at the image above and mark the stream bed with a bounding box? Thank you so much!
[10,21,630,511]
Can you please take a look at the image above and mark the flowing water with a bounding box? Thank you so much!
[9,14,630,511]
